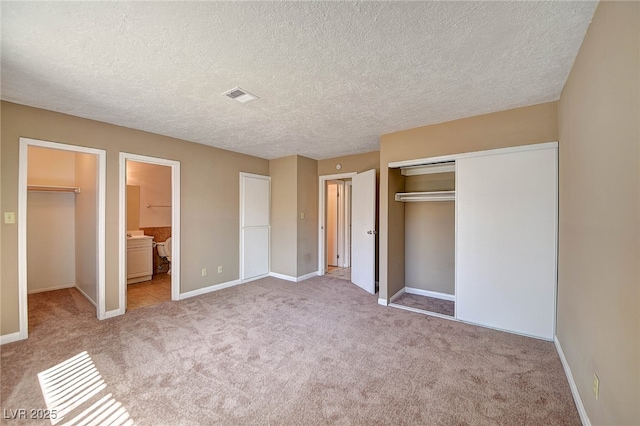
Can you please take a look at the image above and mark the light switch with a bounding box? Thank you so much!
[4,212,15,224]
[300,212,305,219]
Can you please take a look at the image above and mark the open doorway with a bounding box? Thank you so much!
[325,179,351,281]
[17,138,106,340]
[119,153,180,314]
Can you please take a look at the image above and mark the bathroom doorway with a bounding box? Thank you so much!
[325,179,352,281]
[17,138,106,340]
[119,153,180,313]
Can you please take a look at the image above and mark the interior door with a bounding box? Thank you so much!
[456,147,557,339]
[351,169,376,294]
[241,173,270,282]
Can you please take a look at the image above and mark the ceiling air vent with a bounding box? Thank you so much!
[222,87,260,104]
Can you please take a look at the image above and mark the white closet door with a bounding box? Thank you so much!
[456,147,557,340]
[241,173,270,281]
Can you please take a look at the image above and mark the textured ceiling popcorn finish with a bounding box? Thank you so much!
[1,2,597,160]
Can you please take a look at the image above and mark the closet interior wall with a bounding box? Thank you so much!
[404,172,455,297]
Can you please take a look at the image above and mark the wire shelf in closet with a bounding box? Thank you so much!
[395,190,455,202]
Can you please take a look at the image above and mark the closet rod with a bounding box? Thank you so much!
[146,204,171,208]
[27,185,80,194]
[395,191,455,202]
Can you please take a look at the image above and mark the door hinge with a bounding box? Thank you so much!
[337,254,340,259]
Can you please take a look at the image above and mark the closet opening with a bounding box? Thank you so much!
[325,179,352,281]
[389,161,456,318]
[17,137,107,341]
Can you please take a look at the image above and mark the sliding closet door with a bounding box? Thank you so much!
[240,173,270,282]
[456,146,557,340]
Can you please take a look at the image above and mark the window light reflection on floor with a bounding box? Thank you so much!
[37,351,134,426]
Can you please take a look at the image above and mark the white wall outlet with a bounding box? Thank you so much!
[217,266,223,273]
[4,212,15,224]
[593,373,599,400]
[201,268,207,277]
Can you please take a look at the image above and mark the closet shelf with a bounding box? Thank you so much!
[27,185,80,194]
[395,191,455,202]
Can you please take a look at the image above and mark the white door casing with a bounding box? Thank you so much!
[351,169,376,294]
[240,173,270,282]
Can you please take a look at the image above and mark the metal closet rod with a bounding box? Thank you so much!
[146,204,171,208]
[27,185,80,194]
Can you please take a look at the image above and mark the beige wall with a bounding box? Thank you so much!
[379,102,558,300]
[296,155,318,276]
[126,161,172,228]
[1,101,269,334]
[270,156,298,277]
[26,147,76,294]
[557,2,639,425]
[269,155,318,278]
[405,202,455,295]
[75,152,98,303]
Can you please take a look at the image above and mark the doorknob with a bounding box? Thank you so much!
[367,230,378,235]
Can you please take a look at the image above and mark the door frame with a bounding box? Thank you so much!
[17,137,107,340]
[318,172,356,275]
[119,153,181,311]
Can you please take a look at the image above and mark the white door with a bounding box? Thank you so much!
[351,169,376,294]
[240,173,270,282]
[456,147,557,340]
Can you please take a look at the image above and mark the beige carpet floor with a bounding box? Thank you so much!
[1,276,580,425]
[391,292,455,317]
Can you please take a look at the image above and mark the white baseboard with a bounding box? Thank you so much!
[554,336,591,426]
[103,308,124,319]
[377,298,388,306]
[405,287,455,301]
[179,279,242,300]
[74,285,97,307]
[269,271,319,282]
[389,288,405,303]
[0,332,23,345]
[27,284,74,294]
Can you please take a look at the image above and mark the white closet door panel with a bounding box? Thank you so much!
[243,176,270,227]
[242,227,269,280]
[456,147,557,340]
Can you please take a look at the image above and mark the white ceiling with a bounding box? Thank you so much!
[1,1,597,160]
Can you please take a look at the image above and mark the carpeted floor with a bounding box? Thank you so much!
[1,276,580,425]
[390,292,455,317]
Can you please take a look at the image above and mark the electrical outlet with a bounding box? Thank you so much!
[217,266,223,273]
[4,212,15,224]
[300,212,305,219]
[201,268,207,277]
[593,373,599,400]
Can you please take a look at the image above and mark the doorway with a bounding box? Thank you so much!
[319,169,376,294]
[17,138,106,340]
[119,153,180,313]
[325,179,351,281]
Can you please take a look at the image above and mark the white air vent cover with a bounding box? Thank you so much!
[222,87,259,103]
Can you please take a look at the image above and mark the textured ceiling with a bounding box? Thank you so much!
[1,1,597,160]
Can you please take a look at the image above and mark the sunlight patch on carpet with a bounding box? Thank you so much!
[37,351,134,426]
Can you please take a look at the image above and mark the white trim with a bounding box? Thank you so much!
[377,298,388,306]
[0,332,22,345]
[74,285,97,307]
[103,309,124,319]
[119,152,181,316]
[318,172,357,276]
[269,271,319,282]
[395,191,455,202]
[27,284,75,294]
[389,287,405,303]
[555,336,591,426]
[388,141,559,169]
[389,302,457,321]
[18,138,107,341]
[404,287,455,301]
[179,279,242,300]
[269,272,297,282]
[241,273,270,284]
